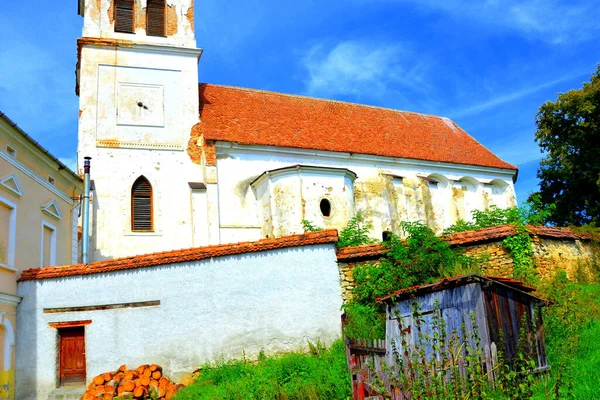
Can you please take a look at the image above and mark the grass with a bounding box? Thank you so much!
[533,277,600,399]
[173,340,351,400]
[342,303,385,340]
[570,321,600,398]
[174,275,600,399]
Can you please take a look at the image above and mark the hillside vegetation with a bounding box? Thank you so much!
[175,208,600,399]
[174,341,350,400]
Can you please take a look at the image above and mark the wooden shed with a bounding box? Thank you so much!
[377,274,549,375]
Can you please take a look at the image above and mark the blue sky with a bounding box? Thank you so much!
[1,1,599,205]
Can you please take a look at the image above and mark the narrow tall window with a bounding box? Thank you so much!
[115,0,135,33]
[131,176,153,231]
[41,223,56,267]
[147,0,166,36]
[0,202,12,266]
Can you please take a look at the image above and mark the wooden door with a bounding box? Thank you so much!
[59,327,86,385]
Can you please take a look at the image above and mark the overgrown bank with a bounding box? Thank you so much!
[340,206,600,398]
[174,341,350,400]
[533,273,600,398]
[176,208,600,399]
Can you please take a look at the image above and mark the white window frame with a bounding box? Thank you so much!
[0,313,15,370]
[40,220,57,268]
[0,196,17,272]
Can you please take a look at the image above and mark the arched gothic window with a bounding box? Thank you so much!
[131,176,153,231]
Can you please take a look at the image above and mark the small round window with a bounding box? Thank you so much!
[320,198,332,217]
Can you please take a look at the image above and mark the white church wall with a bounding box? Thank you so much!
[190,188,209,247]
[88,149,201,260]
[77,38,203,261]
[427,174,454,230]
[249,166,356,239]
[78,44,201,157]
[300,170,356,235]
[16,243,342,400]
[214,143,517,242]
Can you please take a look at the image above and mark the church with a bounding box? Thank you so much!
[75,0,517,261]
[15,1,518,398]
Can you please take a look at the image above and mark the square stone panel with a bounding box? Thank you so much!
[95,64,183,149]
[117,83,165,127]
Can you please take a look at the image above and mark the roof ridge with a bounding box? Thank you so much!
[199,83,451,120]
[337,224,589,261]
[19,230,339,281]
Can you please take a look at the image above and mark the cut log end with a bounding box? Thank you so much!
[81,364,183,400]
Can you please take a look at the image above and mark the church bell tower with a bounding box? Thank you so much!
[76,0,204,261]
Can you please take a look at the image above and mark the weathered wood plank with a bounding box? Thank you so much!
[43,300,160,313]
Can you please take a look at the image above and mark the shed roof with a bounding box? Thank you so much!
[376,274,543,303]
[197,84,518,172]
[19,230,338,281]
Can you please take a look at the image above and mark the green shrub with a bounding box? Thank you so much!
[174,340,351,400]
[443,205,531,235]
[342,304,385,340]
[444,206,540,284]
[351,221,480,306]
[337,214,377,248]
[301,219,323,232]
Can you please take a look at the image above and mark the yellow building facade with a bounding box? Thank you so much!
[0,112,83,400]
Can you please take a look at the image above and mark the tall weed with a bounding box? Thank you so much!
[174,340,351,400]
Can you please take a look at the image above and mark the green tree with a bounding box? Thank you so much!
[529,64,600,226]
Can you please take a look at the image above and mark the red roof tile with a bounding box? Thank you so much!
[337,225,591,261]
[446,224,592,246]
[197,84,518,171]
[445,225,519,246]
[526,225,591,240]
[19,230,338,282]
[336,243,387,261]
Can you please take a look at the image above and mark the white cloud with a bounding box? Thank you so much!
[302,40,430,100]
[449,69,592,119]
[368,0,600,44]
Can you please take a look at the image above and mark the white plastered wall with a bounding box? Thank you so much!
[248,166,356,240]
[214,144,518,242]
[16,243,343,400]
[77,41,202,260]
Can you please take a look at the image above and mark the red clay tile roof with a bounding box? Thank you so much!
[526,225,591,240]
[376,274,540,303]
[445,225,519,246]
[336,243,387,261]
[19,230,338,282]
[446,224,592,246]
[337,225,591,261]
[197,84,518,171]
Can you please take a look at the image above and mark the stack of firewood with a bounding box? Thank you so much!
[81,364,184,399]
